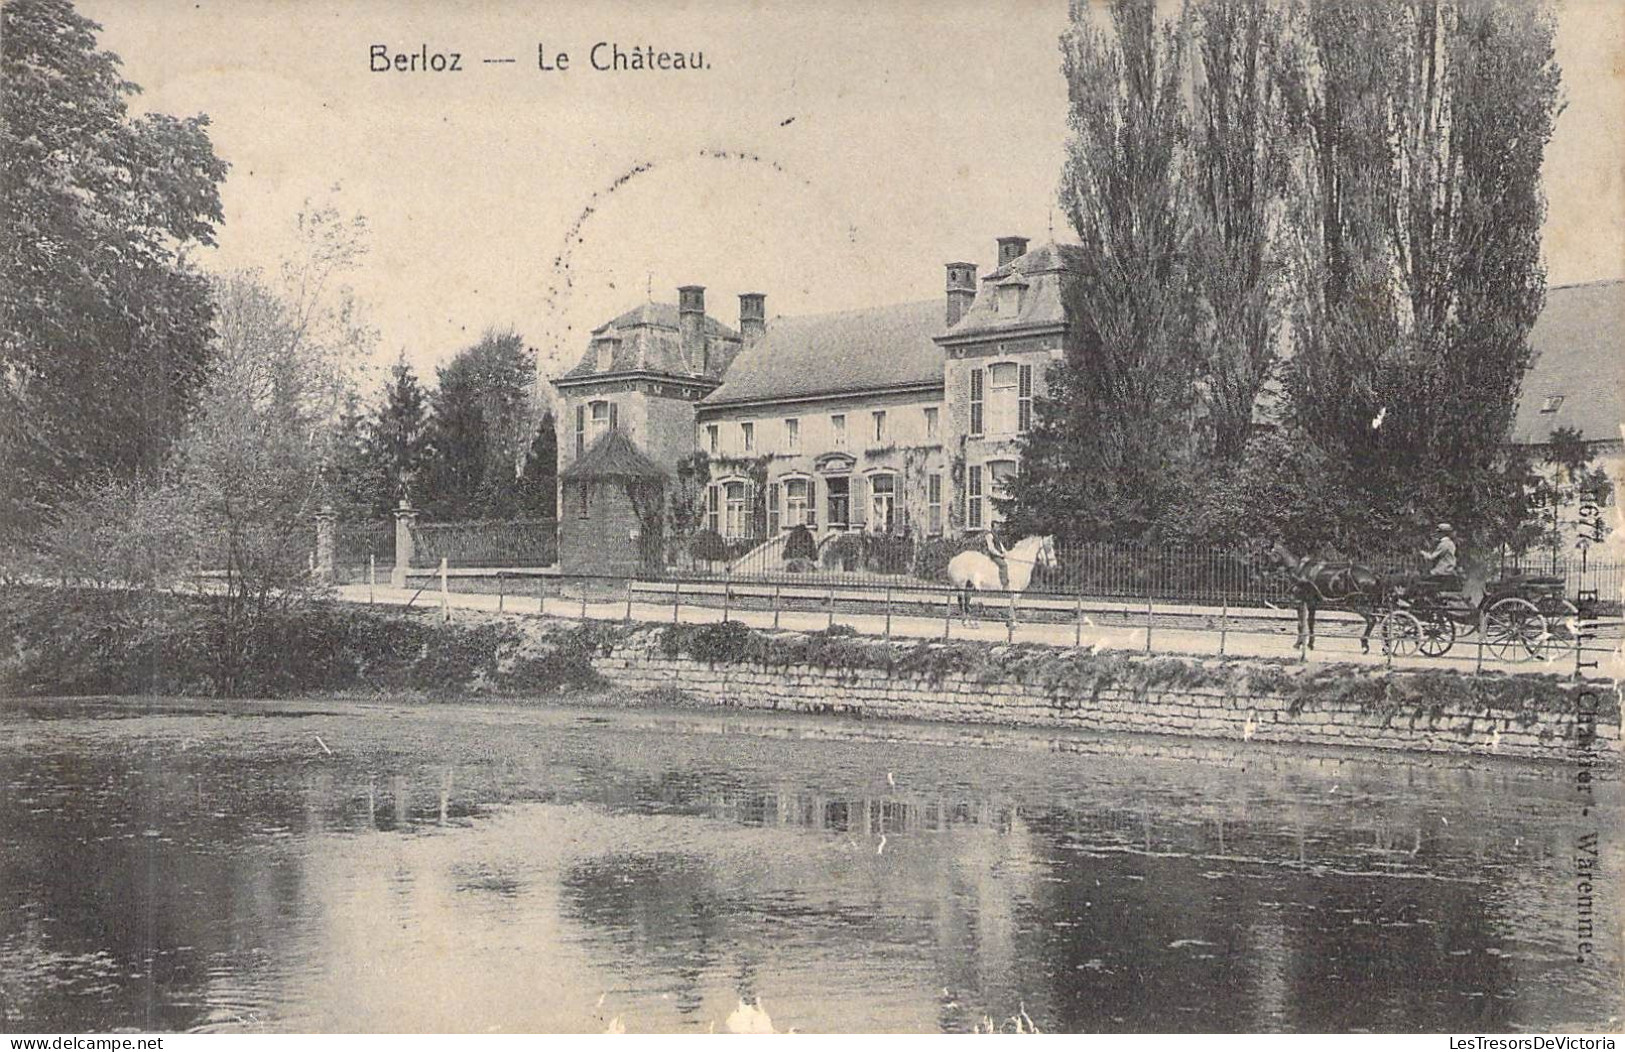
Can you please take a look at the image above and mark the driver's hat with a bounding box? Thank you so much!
[1436,522,1454,534]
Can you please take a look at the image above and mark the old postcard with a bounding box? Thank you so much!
[1,0,1621,1038]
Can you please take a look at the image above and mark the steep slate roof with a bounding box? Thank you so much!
[560,428,668,480]
[559,301,742,383]
[939,241,1083,341]
[702,299,945,407]
[1511,280,1624,446]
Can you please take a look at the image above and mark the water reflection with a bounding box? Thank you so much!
[0,700,1617,1032]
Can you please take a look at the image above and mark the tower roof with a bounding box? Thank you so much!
[560,428,668,480]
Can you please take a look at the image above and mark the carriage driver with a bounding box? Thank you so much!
[983,528,1011,591]
[1419,522,1462,592]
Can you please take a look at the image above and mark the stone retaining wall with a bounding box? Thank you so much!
[591,638,1620,763]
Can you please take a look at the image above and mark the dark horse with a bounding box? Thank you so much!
[1263,542,1387,653]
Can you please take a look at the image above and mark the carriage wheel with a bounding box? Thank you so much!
[1380,610,1423,657]
[1416,609,1457,658]
[1535,598,1581,662]
[1485,597,1542,662]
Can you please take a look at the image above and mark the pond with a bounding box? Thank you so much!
[0,696,1617,1033]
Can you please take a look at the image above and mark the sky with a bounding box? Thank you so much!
[79,0,1625,400]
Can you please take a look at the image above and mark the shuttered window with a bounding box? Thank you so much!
[574,405,585,455]
[969,368,984,436]
[1018,364,1034,433]
[768,482,781,534]
[967,465,984,529]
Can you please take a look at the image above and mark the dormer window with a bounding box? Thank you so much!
[1540,395,1565,413]
[595,338,614,372]
[997,281,1026,316]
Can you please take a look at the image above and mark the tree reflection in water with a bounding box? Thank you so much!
[0,701,1616,1033]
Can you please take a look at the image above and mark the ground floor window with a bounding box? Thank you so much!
[869,473,896,533]
[785,477,811,527]
[724,480,748,539]
[826,476,850,528]
[928,473,942,535]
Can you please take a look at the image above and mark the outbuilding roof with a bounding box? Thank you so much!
[702,299,946,408]
[560,428,668,480]
[1511,280,1624,446]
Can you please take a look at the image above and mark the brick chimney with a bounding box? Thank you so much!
[738,292,766,341]
[996,235,1030,268]
[678,285,706,373]
[944,263,977,327]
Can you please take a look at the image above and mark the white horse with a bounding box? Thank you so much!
[947,535,1058,617]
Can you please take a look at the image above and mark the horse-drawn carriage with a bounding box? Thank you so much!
[1379,571,1580,663]
[1264,542,1584,663]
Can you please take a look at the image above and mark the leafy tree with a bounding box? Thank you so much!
[517,410,558,518]
[1282,0,1561,549]
[419,329,534,519]
[0,0,227,535]
[1003,0,1200,542]
[41,199,374,691]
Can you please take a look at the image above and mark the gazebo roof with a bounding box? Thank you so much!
[560,429,668,480]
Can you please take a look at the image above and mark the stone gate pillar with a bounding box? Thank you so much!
[314,506,337,582]
[392,501,418,589]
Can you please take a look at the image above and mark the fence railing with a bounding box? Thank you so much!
[309,515,1623,615]
[653,534,1621,612]
[377,567,1622,681]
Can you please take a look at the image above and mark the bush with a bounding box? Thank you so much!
[0,585,606,698]
[783,557,816,574]
[689,529,729,563]
[863,532,915,575]
[911,536,977,582]
[783,524,817,562]
[821,533,864,571]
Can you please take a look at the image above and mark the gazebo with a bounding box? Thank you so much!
[558,429,668,576]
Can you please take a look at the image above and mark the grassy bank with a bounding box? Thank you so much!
[1,586,1612,727]
[0,585,610,699]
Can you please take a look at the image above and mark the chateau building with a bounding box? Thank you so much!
[551,236,1076,571]
[936,237,1076,533]
[697,299,949,541]
[551,246,1621,573]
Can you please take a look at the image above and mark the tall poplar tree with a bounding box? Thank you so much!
[1284,0,1560,546]
[1003,0,1200,542]
[1189,0,1297,461]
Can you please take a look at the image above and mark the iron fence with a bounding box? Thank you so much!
[333,521,393,584]
[411,518,558,569]
[650,533,1622,612]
